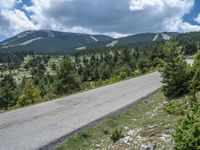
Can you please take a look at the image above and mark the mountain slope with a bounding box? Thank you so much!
[84,32,179,49]
[0,31,183,53]
[0,30,113,53]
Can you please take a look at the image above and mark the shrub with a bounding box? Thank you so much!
[132,69,141,76]
[164,100,187,115]
[111,128,124,143]
[173,71,200,150]
[119,72,127,79]
[173,111,200,150]
[103,129,109,135]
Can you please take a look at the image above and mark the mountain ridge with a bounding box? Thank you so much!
[1,30,197,53]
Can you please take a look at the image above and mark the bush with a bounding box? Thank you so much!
[119,72,127,79]
[173,111,200,150]
[111,128,124,143]
[103,129,109,135]
[164,100,187,115]
[132,69,141,76]
[173,71,200,150]
[17,80,41,107]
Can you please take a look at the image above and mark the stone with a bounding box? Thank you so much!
[127,128,141,137]
[140,144,155,150]
[118,136,130,144]
[95,144,101,148]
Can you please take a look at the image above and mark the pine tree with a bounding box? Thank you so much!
[55,56,80,94]
[17,79,41,107]
[161,38,188,99]
[173,70,200,150]
[0,74,17,110]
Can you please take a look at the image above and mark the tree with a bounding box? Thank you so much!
[173,70,200,150]
[17,79,41,107]
[184,42,198,55]
[55,56,80,94]
[160,38,188,99]
[0,74,17,110]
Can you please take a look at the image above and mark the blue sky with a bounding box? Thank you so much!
[0,0,200,41]
[183,0,200,25]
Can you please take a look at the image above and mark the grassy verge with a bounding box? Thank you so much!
[55,91,178,150]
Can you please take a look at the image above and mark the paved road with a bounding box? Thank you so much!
[0,72,162,150]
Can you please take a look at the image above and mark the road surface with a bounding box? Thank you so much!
[0,72,162,150]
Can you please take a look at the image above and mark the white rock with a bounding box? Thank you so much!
[140,144,155,150]
[124,126,129,130]
[95,144,101,148]
[118,136,130,144]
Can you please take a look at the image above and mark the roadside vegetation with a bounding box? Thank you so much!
[1,36,200,149]
[56,91,178,150]
[0,46,159,111]
[55,38,200,149]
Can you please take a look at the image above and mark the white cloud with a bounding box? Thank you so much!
[0,0,39,37]
[0,0,16,9]
[163,18,200,32]
[1,9,38,34]
[26,0,199,36]
[129,0,199,33]
[195,14,200,24]
[0,0,200,39]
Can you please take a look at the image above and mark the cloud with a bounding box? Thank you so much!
[163,18,200,32]
[27,0,199,36]
[195,14,200,24]
[0,0,38,37]
[0,0,200,39]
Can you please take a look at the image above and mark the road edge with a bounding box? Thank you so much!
[39,87,161,150]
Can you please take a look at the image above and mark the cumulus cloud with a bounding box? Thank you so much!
[195,14,200,24]
[0,0,200,39]
[27,0,199,36]
[0,0,38,37]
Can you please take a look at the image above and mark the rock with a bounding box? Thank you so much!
[124,126,129,130]
[95,144,101,148]
[148,125,158,129]
[136,135,146,142]
[127,128,141,137]
[128,130,136,137]
[160,134,171,142]
[140,144,155,150]
[118,136,130,144]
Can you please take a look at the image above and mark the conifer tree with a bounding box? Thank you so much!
[17,79,41,107]
[161,38,188,99]
[55,56,80,94]
[0,74,17,110]
[173,70,200,150]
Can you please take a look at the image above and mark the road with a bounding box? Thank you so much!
[0,72,162,150]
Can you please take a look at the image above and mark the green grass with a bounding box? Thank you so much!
[56,91,178,150]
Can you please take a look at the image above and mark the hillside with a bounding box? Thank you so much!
[1,30,200,53]
[0,30,113,53]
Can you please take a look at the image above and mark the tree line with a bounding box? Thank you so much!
[0,46,162,110]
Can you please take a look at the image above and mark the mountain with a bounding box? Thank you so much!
[0,30,185,53]
[0,30,113,53]
[81,32,179,49]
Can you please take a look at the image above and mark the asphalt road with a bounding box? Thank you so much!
[0,72,162,150]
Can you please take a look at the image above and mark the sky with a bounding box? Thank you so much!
[0,0,200,41]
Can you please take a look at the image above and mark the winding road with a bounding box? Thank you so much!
[0,72,162,150]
